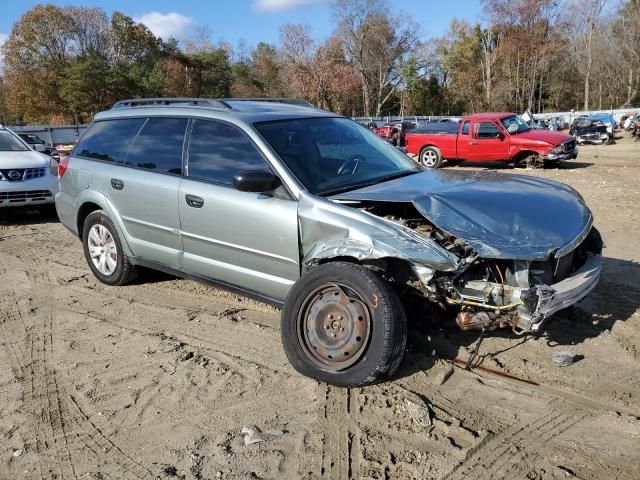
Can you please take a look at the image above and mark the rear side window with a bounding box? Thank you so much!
[126,118,188,175]
[474,122,500,139]
[187,120,268,185]
[461,121,470,135]
[74,119,145,162]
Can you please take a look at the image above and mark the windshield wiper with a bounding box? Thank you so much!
[320,170,419,196]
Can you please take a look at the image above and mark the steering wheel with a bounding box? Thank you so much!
[337,155,364,176]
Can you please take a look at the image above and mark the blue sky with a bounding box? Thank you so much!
[0,0,484,54]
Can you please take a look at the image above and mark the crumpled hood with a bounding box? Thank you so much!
[513,129,572,145]
[332,170,592,260]
[0,150,51,169]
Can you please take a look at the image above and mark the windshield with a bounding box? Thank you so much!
[0,131,29,152]
[500,115,530,134]
[254,117,421,195]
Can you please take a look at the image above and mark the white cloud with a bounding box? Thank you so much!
[134,12,196,42]
[0,33,8,71]
[253,0,330,12]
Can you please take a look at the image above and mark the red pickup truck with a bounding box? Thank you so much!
[405,113,578,168]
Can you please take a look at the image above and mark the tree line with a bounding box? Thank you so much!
[0,0,638,125]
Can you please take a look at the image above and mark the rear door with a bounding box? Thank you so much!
[466,120,510,161]
[104,117,188,267]
[178,119,299,302]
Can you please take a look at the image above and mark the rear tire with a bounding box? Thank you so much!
[281,262,407,387]
[419,146,443,168]
[82,210,137,286]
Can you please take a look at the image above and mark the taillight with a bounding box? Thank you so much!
[58,156,70,178]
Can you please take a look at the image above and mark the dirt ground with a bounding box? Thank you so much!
[1,134,639,480]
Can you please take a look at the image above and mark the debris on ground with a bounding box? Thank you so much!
[180,351,194,362]
[161,464,179,477]
[429,361,455,386]
[405,399,432,428]
[551,351,579,367]
[241,426,265,445]
[162,340,185,353]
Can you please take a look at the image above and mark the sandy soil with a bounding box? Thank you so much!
[0,134,639,480]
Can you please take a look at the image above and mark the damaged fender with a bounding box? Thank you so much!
[298,194,461,273]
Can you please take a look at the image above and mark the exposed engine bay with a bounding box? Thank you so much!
[356,201,604,334]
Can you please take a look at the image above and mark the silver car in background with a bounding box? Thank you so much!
[0,125,59,210]
[56,98,603,387]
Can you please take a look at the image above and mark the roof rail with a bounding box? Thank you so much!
[112,98,231,109]
[221,98,316,108]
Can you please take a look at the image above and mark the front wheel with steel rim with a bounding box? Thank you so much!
[82,210,137,286]
[281,262,407,387]
[419,146,443,168]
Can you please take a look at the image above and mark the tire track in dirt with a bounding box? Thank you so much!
[317,384,359,479]
[56,281,287,381]
[445,399,585,480]
[2,251,157,479]
[27,251,161,478]
[0,255,48,478]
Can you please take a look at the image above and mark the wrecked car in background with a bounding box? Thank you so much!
[570,117,613,144]
[56,98,603,388]
[405,113,578,168]
[373,121,417,146]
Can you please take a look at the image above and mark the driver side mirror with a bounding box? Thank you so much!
[233,170,281,193]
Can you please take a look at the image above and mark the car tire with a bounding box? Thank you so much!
[281,262,407,388]
[419,146,443,168]
[82,210,137,286]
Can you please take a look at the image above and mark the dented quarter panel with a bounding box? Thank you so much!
[332,170,593,260]
[298,193,461,271]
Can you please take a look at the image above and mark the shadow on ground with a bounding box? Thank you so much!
[395,256,640,380]
[447,159,594,171]
[0,206,59,227]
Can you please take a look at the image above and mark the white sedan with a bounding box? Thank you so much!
[0,126,59,211]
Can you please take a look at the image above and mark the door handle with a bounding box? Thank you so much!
[469,141,478,145]
[185,194,204,208]
[111,178,124,190]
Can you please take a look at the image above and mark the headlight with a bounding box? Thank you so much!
[49,157,59,176]
[549,146,563,155]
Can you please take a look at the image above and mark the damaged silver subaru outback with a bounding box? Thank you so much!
[56,98,603,388]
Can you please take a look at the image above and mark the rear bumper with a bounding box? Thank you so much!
[0,175,58,208]
[514,253,602,332]
[55,191,79,236]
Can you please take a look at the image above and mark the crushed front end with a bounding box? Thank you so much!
[352,200,603,335]
[442,226,603,334]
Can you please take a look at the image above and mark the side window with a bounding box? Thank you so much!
[187,120,268,185]
[126,118,188,175]
[461,121,470,135]
[474,122,500,139]
[74,118,145,162]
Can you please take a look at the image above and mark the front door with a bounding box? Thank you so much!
[466,121,510,161]
[178,119,299,302]
[456,120,471,159]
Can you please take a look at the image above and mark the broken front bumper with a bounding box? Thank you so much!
[544,148,578,162]
[576,133,609,144]
[514,253,602,333]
